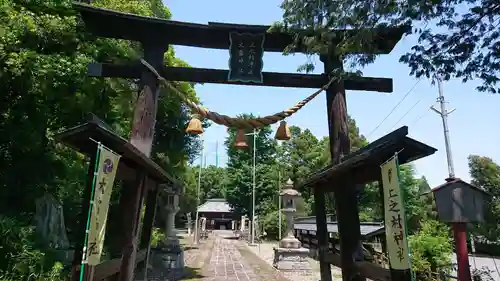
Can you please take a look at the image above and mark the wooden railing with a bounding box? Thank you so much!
[82,249,147,281]
[295,229,392,281]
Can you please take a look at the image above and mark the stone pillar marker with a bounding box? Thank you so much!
[187,212,192,235]
[240,215,246,231]
[254,215,260,241]
[273,179,310,271]
[200,217,206,232]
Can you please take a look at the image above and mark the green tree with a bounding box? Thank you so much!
[277,126,322,198]
[223,115,279,217]
[199,165,228,200]
[276,0,500,93]
[417,176,438,221]
[357,164,433,231]
[225,115,278,169]
[418,176,432,195]
[0,0,201,278]
[276,116,368,215]
[179,166,199,215]
[225,162,281,217]
[468,155,500,242]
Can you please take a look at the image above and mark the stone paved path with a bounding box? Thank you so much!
[198,230,290,281]
[138,231,291,281]
[202,232,260,281]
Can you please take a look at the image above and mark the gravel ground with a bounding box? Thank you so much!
[245,241,343,281]
[451,255,500,280]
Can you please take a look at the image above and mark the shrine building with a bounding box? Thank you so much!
[197,198,237,230]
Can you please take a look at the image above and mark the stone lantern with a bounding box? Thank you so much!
[159,184,184,269]
[164,192,180,246]
[279,179,301,248]
[273,179,310,270]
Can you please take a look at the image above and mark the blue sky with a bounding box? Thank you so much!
[165,0,500,187]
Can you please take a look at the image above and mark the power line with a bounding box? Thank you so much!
[409,107,432,127]
[367,78,421,138]
[389,99,421,130]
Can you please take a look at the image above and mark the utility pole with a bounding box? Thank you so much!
[431,77,472,281]
[431,77,456,179]
[245,129,258,246]
[251,128,257,246]
[278,170,282,240]
[215,140,219,168]
[193,144,203,245]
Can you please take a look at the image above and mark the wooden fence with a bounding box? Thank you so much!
[294,229,393,281]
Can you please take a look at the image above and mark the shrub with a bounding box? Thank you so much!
[261,210,286,241]
[150,227,165,248]
[0,216,65,281]
[409,220,453,280]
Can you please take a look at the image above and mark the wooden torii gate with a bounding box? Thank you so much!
[74,3,405,281]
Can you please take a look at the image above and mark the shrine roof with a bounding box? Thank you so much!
[294,221,384,238]
[54,115,177,185]
[73,2,406,54]
[197,198,232,213]
[430,178,491,196]
[300,126,437,189]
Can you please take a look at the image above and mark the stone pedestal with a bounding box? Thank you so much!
[273,247,311,271]
[279,212,301,249]
[148,247,185,271]
[273,210,310,270]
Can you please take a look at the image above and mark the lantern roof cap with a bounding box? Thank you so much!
[280,188,300,196]
[280,178,299,196]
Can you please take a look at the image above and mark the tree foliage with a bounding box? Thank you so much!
[468,155,500,242]
[0,0,201,279]
[223,115,279,217]
[275,0,499,93]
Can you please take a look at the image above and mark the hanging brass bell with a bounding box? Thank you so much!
[185,114,203,135]
[234,129,249,149]
[275,121,291,141]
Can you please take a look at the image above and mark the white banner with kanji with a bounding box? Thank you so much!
[381,155,411,270]
[85,145,120,265]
